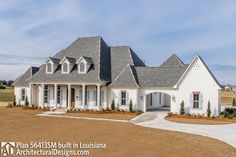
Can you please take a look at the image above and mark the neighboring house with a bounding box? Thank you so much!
[13,36,222,116]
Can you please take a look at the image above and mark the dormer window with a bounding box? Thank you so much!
[79,62,85,73]
[62,63,69,73]
[46,63,53,74]
[76,56,93,74]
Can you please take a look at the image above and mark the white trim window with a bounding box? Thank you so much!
[62,62,69,73]
[121,91,127,105]
[21,88,26,101]
[46,63,53,74]
[57,86,61,104]
[44,85,49,104]
[193,92,200,109]
[79,62,86,74]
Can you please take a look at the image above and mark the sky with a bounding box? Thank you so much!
[0,0,236,85]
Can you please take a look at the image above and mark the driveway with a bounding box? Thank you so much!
[131,111,236,148]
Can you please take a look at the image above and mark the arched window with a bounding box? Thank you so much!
[79,62,85,73]
[47,63,52,73]
[63,63,68,73]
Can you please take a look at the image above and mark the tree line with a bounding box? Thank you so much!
[0,80,14,89]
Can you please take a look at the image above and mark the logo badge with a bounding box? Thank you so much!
[0,142,15,156]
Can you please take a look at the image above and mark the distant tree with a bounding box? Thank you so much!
[1,80,7,86]
[7,80,14,86]
[129,99,133,112]
[180,101,185,115]
[111,99,115,110]
[207,101,211,117]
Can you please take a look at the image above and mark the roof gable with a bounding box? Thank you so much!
[175,55,221,89]
[160,54,184,67]
[14,67,39,87]
[110,64,139,88]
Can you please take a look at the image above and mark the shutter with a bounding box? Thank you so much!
[190,93,193,110]
[126,91,129,106]
[199,93,203,110]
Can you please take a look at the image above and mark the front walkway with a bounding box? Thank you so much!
[131,111,236,148]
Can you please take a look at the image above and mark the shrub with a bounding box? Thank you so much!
[111,99,115,110]
[232,98,236,106]
[25,96,29,106]
[220,108,236,119]
[13,95,16,106]
[180,101,185,115]
[129,99,133,112]
[207,101,211,117]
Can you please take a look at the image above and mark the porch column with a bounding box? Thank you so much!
[143,95,146,112]
[41,84,45,107]
[29,83,32,106]
[97,85,100,110]
[82,84,85,109]
[54,84,57,108]
[67,84,71,109]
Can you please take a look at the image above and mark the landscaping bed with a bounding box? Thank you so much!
[165,113,236,125]
[67,110,141,120]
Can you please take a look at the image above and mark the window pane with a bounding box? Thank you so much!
[80,62,85,72]
[121,91,126,105]
[47,63,52,72]
[63,63,68,72]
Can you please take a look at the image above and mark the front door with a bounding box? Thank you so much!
[71,88,75,108]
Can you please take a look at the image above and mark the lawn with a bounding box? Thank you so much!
[0,87,14,103]
[0,106,235,157]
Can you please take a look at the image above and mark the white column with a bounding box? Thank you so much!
[97,85,100,110]
[41,84,45,107]
[29,83,32,106]
[54,84,57,108]
[67,84,71,109]
[82,84,85,109]
[143,95,146,112]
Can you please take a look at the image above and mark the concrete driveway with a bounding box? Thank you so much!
[131,111,236,148]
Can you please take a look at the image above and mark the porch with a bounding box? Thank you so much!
[29,83,107,110]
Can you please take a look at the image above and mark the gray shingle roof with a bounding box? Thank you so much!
[14,67,39,87]
[30,36,110,83]
[80,56,93,64]
[160,54,184,67]
[134,65,189,87]
[64,57,76,63]
[110,65,139,88]
[49,57,60,64]
[110,46,145,81]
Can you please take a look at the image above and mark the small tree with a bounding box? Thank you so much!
[111,99,115,110]
[180,101,185,115]
[232,98,236,106]
[13,95,16,106]
[25,95,29,106]
[207,101,211,117]
[129,99,133,112]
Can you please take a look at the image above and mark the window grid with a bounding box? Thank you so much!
[193,92,200,109]
[121,91,126,105]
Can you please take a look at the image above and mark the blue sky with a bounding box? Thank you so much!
[0,0,236,84]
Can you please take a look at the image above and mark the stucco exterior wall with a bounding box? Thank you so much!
[15,87,30,105]
[176,57,221,116]
[110,88,138,111]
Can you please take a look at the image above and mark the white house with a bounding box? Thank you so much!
[13,36,222,116]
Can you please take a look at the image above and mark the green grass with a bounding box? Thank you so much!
[0,87,14,103]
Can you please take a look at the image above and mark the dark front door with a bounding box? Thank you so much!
[71,88,75,108]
